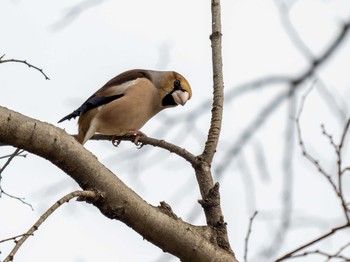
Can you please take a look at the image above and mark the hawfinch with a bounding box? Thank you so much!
[58,69,192,145]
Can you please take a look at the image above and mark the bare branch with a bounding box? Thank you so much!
[4,190,98,262]
[0,148,32,209]
[0,233,33,244]
[0,106,238,262]
[0,54,50,80]
[0,148,23,177]
[244,211,258,262]
[273,0,314,60]
[216,88,292,175]
[296,85,350,222]
[51,0,107,31]
[274,223,350,261]
[278,83,350,261]
[295,85,338,193]
[330,241,350,261]
[290,249,350,261]
[320,124,338,152]
[187,1,234,255]
[336,117,350,223]
[0,150,26,160]
[0,189,33,210]
[217,18,350,174]
[90,134,199,168]
[201,0,224,164]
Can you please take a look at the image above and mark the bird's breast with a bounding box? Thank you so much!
[92,79,162,135]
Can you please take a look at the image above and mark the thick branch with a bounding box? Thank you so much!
[0,106,237,262]
[189,1,233,254]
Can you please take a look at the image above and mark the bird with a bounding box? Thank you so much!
[58,69,192,145]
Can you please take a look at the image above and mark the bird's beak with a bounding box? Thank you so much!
[172,90,190,106]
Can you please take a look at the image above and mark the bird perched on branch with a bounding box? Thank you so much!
[58,69,192,145]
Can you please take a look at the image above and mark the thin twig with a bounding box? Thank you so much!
[0,148,33,209]
[4,190,97,262]
[0,190,33,210]
[290,249,350,261]
[320,124,338,152]
[244,211,258,262]
[218,19,350,176]
[90,134,199,167]
[278,84,350,261]
[0,233,33,244]
[296,92,350,222]
[336,117,350,222]
[0,54,50,80]
[341,167,350,175]
[295,85,338,193]
[274,223,350,261]
[0,152,27,160]
[0,148,23,177]
[329,241,350,261]
[321,123,350,222]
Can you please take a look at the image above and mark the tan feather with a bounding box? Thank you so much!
[59,69,192,145]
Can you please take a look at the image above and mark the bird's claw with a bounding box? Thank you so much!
[112,131,146,148]
[136,141,144,149]
[112,136,121,147]
[127,130,146,148]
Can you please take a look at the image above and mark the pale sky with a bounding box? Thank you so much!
[1,1,350,261]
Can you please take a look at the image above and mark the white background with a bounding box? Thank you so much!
[1,0,350,261]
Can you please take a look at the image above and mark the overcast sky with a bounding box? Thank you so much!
[1,1,350,261]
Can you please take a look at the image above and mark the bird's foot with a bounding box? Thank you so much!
[112,136,121,147]
[126,130,147,148]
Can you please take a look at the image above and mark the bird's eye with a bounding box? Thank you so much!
[174,79,181,89]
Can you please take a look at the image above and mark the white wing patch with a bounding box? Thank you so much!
[108,79,139,95]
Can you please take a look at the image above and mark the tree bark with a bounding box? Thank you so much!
[0,106,238,262]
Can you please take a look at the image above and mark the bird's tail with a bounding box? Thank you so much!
[58,109,81,123]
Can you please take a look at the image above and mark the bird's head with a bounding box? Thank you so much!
[154,71,192,108]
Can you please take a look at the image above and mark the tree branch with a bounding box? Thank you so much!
[201,0,224,164]
[244,211,258,262]
[0,106,237,262]
[89,134,199,168]
[0,233,33,244]
[4,190,97,262]
[188,1,233,255]
[216,18,350,176]
[0,54,50,80]
[0,148,32,209]
[274,223,350,261]
[0,148,23,178]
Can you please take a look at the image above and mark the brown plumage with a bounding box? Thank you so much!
[58,69,192,145]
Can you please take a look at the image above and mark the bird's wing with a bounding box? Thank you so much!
[58,94,124,123]
[58,69,151,123]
